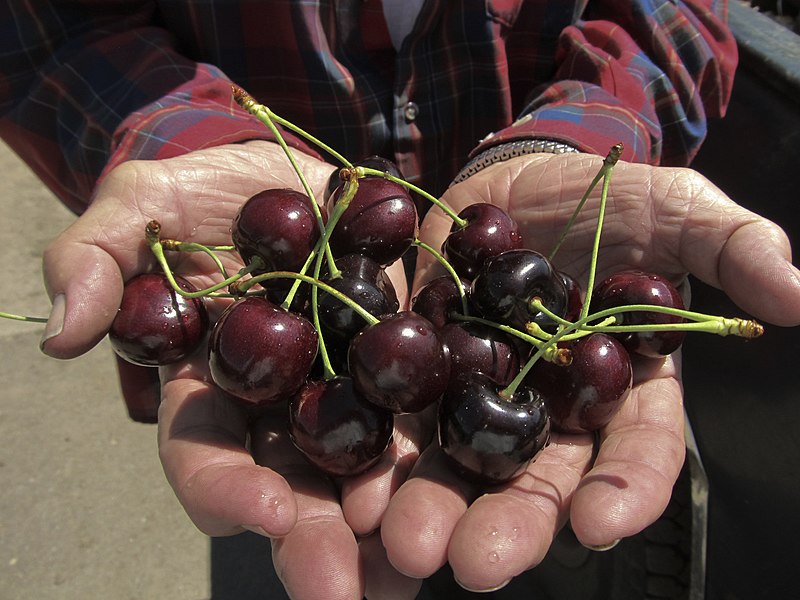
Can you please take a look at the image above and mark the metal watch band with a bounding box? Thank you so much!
[451,139,580,185]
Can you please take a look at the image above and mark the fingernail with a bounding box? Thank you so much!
[242,525,270,538]
[40,293,65,353]
[455,577,511,593]
[582,539,621,552]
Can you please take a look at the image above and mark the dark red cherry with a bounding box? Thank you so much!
[410,275,470,330]
[442,203,523,279]
[318,253,399,342]
[527,333,632,433]
[208,297,318,405]
[559,271,584,323]
[438,322,521,387]
[327,177,418,265]
[470,249,568,332]
[231,188,320,275]
[591,270,686,357]
[349,311,450,414]
[288,376,394,477]
[438,372,550,486]
[324,155,404,202]
[110,273,208,367]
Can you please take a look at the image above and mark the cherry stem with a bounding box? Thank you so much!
[452,313,552,353]
[161,239,235,279]
[412,239,470,316]
[0,311,48,323]
[147,220,260,298]
[359,167,467,228]
[499,324,575,401]
[530,298,764,339]
[236,270,380,328]
[579,144,622,323]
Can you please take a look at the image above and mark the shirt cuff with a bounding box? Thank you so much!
[99,64,322,187]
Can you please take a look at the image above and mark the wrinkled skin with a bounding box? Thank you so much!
[40,143,800,598]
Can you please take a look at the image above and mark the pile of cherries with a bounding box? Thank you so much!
[108,149,756,488]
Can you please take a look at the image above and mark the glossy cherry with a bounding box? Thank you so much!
[327,177,418,265]
[410,275,470,330]
[438,372,550,486]
[231,188,320,275]
[288,376,394,477]
[559,271,584,323]
[470,249,568,332]
[591,270,686,357]
[348,311,450,414]
[318,253,399,342]
[527,333,632,433]
[324,155,404,202]
[438,321,521,387]
[442,203,523,279]
[109,273,208,367]
[208,296,318,405]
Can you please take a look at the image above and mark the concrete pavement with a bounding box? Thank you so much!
[0,141,211,600]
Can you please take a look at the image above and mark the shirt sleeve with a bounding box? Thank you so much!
[0,2,315,214]
[474,0,738,166]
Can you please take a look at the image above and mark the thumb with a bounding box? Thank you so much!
[40,224,126,359]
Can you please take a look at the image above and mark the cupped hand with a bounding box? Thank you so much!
[380,152,800,592]
[39,141,425,599]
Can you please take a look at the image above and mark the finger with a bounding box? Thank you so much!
[341,409,434,536]
[158,367,297,538]
[569,355,686,548]
[445,433,594,592]
[252,418,366,600]
[359,532,423,600]
[380,444,479,579]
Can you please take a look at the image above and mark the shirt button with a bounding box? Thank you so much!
[403,102,419,122]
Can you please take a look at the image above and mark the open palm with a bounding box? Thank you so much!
[378,152,800,592]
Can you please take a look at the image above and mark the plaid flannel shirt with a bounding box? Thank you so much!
[0,0,737,214]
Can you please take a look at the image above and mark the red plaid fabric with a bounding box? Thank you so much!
[0,0,737,212]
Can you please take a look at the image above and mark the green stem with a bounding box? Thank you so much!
[579,145,622,323]
[412,239,469,316]
[269,113,353,169]
[0,311,48,323]
[162,240,235,279]
[237,270,380,328]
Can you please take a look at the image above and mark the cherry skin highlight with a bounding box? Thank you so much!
[288,376,394,477]
[208,296,318,406]
[438,372,551,486]
[327,177,418,265]
[348,311,450,414]
[109,272,208,367]
[442,203,523,279]
[591,270,686,357]
[527,333,632,433]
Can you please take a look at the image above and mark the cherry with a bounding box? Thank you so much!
[109,272,208,367]
[439,321,522,387]
[559,271,584,323]
[327,177,418,265]
[410,275,470,330]
[438,371,550,486]
[324,155,404,202]
[591,270,686,357]
[348,311,450,414]
[442,203,523,279]
[231,188,321,275]
[208,296,318,405]
[470,249,568,332]
[527,333,632,433]
[288,376,394,477]
[318,253,399,342]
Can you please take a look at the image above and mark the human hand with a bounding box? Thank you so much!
[379,152,800,592]
[39,141,426,599]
